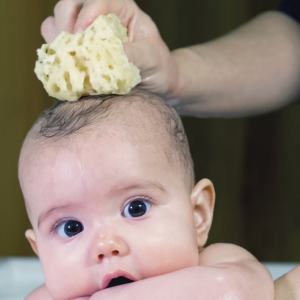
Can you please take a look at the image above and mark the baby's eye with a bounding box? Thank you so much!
[57,220,83,238]
[123,199,151,218]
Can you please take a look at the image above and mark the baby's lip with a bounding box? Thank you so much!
[101,270,136,289]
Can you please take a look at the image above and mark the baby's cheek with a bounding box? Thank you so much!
[39,248,94,300]
[133,225,198,279]
[44,264,83,299]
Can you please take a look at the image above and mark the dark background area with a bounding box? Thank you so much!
[1,0,299,261]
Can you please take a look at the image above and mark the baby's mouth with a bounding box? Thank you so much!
[102,270,136,289]
[107,276,134,288]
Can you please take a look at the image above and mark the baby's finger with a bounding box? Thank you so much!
[54,0,85,35]
[41,16,56,43]
[74,0,137,33]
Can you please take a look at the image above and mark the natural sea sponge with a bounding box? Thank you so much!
[34,14,141,101]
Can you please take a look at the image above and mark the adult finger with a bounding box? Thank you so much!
[123,41,164,91]
[41,17,56,43]
[123,38,176,96]
[54,0,85,35]
[74,0,138,33]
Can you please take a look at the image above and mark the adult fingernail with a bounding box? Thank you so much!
[75,28,83,34]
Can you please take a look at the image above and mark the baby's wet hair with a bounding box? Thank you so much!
[27,89,195,191]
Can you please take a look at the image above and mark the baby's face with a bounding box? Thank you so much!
[20,128,201,300]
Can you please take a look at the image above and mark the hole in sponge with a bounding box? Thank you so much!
[52,84,60,93]
[107,277,134,288]
[84,75,92,89]
[77,35,83,46]
[117,79,125,89]
[103,75,111,83]
[74,56,87,72]
[43,73,49,82]
[69,51,76,56]
[63,72,72,91]
[48,48,56,55]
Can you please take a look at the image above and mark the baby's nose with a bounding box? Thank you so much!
[94,235,130,263]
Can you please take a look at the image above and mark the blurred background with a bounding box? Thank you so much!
[0,0,299,262]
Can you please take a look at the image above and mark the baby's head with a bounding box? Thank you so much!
[19,89,215,300]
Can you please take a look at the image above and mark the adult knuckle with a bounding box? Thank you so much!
[54,0,76,14]
[41,17,49,32]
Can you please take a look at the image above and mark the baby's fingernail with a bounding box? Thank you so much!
[75,28,83,34]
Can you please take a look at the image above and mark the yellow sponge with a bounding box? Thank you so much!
[34,14,141,101]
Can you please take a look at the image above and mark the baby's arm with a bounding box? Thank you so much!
[25,243,273,300]
[90,243,274,300]
[275,264,300,299]
[25,285,89,300]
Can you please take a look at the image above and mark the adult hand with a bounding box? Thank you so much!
[41,0,179,98]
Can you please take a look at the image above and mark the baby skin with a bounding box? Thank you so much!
[19,91,274,300]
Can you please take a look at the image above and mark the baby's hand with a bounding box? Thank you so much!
[41,0,180,98]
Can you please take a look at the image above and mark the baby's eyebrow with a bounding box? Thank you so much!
[115,181,166,193]
[38,204,71,229]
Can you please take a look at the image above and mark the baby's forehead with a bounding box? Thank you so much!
[19,117,169,188]
[19,90,194,197]
[19,127,180,220]
[23,98,169,157]
[21,93,172,165]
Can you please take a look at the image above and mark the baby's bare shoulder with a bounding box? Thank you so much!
[197,244,274,300]
[198,243,258,266]
[25,284,53,300]
[199,243,273,292]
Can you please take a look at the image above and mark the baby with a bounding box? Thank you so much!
[19,89,273,300]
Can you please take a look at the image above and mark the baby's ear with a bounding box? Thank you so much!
[25,229,38,256]
[191,179,215,247]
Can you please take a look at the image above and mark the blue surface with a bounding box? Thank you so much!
[263,262,298,280]
[279,0,300,23]
[0,257,298,300]
[0,258,44,300]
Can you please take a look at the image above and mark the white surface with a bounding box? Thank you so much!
[0,257,298,300]
[0,257,44,300]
